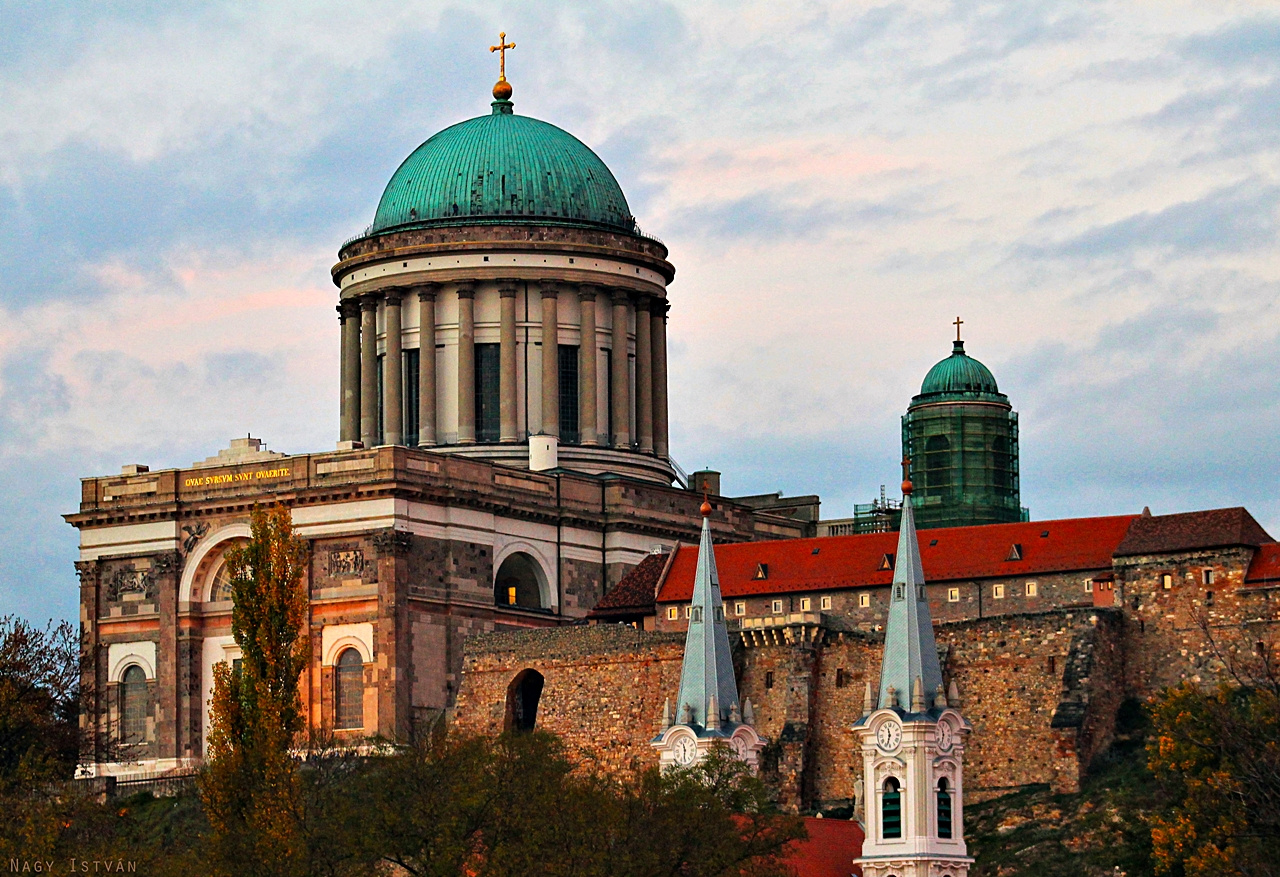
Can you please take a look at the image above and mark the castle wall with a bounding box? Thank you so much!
[452,609,1129,810]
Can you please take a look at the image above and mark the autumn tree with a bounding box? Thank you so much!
[199,504,312,877]
[1147,618,1280,877]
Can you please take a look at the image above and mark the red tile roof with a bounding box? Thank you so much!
[588,551,673,617]
[1246,542,1280,584]
[784,817,863,877]
[1114,507,1272,557]
[655,515,1138,603]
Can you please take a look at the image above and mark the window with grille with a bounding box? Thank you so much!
[937,777,952,838]
[121,665,147,744]
[558,345,579,443]
[403,348,420,446]
[335,648,365,730]
[882,778,902,839]
[475,344,500,442]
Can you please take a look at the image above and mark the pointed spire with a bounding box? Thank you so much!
[934,683,948,710]
[729,701,741,723]
[877,466,945,713]
[707,695,721,731]
[947,678,961,709]
[911,676,926,712]
[742,697,755,725]
[675,502,739,730]
[661,697,671,730]
[863,680,875,716]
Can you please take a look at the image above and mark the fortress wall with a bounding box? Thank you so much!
[453,625,684,775]
[454,609,1126,809]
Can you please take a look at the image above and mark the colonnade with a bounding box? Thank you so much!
[338,282,670,459]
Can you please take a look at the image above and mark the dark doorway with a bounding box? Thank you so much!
[505,669,545,732]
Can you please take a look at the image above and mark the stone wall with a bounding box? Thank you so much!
[453,609,1127,811]
[453,625,685,775]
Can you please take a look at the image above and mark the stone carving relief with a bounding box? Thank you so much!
[108,565,156,601]
[153,551,180,577]
[181,522,209,555]
[74,560,98,584]
[328,547,365,578]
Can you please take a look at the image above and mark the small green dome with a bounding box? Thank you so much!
[369,100,634,235]
[913,341,1007,406]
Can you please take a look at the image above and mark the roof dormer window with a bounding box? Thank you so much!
[1006,543,1023,561]
[754,563,769,580]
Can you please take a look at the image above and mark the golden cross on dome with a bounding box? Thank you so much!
[490,31,516,81]
[953,316,964,342]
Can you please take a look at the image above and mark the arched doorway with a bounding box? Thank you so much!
[494,552,547,610]
[504,669,545,732]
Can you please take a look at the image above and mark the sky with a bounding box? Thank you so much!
[3,0,1279,623]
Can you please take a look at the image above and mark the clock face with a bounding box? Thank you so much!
[673,736,698,765]
[730,735,748,758]
[876,721,902,751]
[937,722,954,751]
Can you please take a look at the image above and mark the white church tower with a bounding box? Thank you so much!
[853,467,973,877]
[652,498,766,769]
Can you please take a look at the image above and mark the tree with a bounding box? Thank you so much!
[1147,618,1280,877]
[199,504,312,877]
[350,730,805,877]
[0,616,79,792]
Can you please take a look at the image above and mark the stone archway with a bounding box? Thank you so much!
[494,552,547,610]
[504,669,545,732]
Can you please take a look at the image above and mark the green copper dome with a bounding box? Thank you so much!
[369,99,635,235]
[912,340,1007,406]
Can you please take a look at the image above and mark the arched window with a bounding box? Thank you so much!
[494,553,546,610]
[925,434,950,490]
[120,665,148,744]
[208,560,234,603]
[937,777,953,838]
[504,669,545,732]
[334,648,365,730]
[882,777,902,839]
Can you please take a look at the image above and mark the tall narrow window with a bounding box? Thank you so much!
[403,348,420,447]
[376,353,385,445]
[474,343,500,442]
[558,344,579,443]
[335,648,364,730]
[120,665,147,744]
[882,778,902,839]
[937,777,953,838]
[603,347,614,444]
[925,434,950,490]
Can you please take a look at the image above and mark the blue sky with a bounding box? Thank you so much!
[3,1,1279,623]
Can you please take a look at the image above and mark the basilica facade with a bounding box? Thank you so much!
[67,75,808,778]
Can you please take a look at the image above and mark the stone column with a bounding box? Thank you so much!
[339,301,361,443]
[634,294,654,454]
[610,289,632,449]
[417,284,437,447]
[359,295,379,447]
[456,284,476,445]
[652,299,670,460]
[578,285,598,446]
[499,280,518,442]
[540,281,560,438]
[383,290,403,446]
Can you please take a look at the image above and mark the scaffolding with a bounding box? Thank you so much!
[902,402,1022,530]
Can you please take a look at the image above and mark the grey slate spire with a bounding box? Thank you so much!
[675,500,739,727]
[876,469,944,712]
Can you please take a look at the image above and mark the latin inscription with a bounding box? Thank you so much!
[183,467,290,488]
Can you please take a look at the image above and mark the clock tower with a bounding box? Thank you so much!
[652,499,766,769]
[853,468,973,877]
